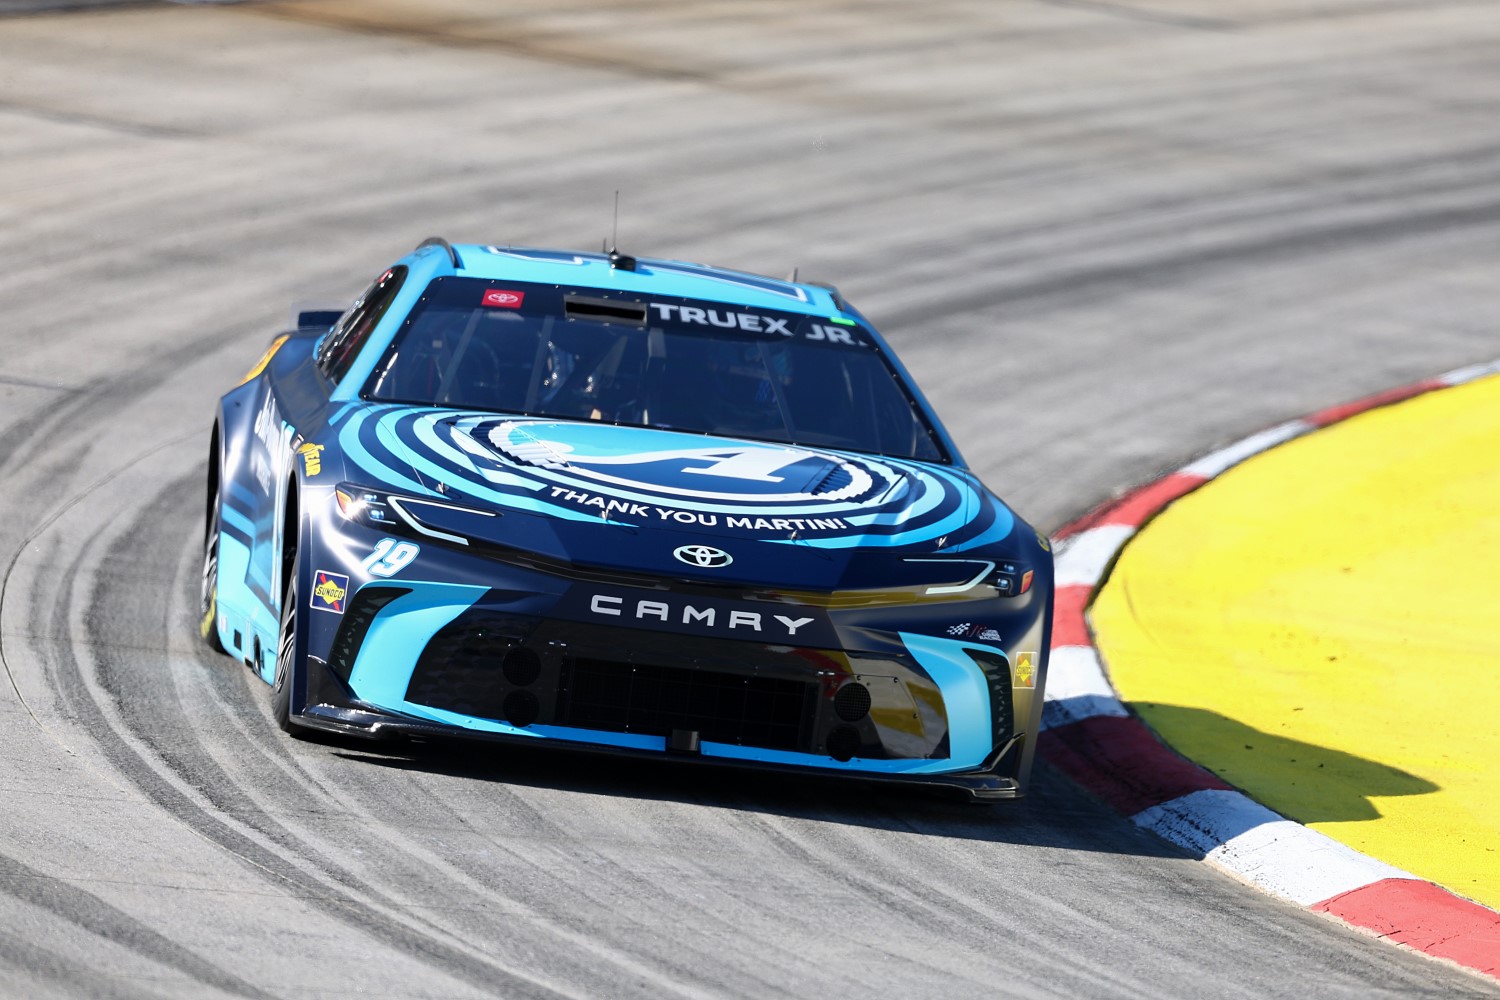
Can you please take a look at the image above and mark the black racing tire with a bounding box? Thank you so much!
[199,459,228,654]
[271,549,302,735]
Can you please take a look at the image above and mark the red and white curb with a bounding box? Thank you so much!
[1037,360,1500,981]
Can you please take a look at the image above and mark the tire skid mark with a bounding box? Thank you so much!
[105,471,775,1000]
[156,473,889,998]
[0,851,271,1000]
[304,768,736,998]
[873,164,1500,327]
[722,806,1004,990]
[35,473,574,1000]
[169,520,808,999]
[0,928,172,1000]
[752,807,1167,999]
[731,804,1155,999]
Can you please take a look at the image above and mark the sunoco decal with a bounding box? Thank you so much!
[311,570,349,613]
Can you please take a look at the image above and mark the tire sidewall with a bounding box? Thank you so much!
[200,450,228,654]
[272,547,301,732]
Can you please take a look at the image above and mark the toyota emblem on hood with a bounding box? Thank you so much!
[673,544,733,569]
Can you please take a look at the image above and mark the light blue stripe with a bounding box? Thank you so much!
[369,410,625,524]
[220,503,255,538]
[898,631,995,769]
[346,582,488,702]
[339,411,440,498]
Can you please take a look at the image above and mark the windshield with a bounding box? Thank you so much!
[363,277,946,462]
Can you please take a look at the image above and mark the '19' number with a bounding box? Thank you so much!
[362,538,419,578]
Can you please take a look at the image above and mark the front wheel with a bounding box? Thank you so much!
[271,552,302,735]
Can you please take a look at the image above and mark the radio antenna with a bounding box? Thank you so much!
[610,190,620,253]
[605,190,637,271]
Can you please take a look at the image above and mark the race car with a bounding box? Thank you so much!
[200,239,1054,800]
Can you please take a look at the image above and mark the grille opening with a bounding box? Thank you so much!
[966,649,1015,745]
[502,647,542,686]
[558,656,814,752]
[825,726,861,762]
[834,682,872,722]
[503,690,540,727]
[405,612,538,719]
[565,296,647,325]
[327,587,410,683]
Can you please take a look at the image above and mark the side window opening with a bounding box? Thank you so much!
[316,266,408,383]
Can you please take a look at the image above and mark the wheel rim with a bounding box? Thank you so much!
[276,586,295,694]
[199,488,220,641]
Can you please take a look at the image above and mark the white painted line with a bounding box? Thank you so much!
[1134,790,1414,906]
[1053,524,1136,587]
[1044,646,1126,707]
[1438,360,1500,386]
[1041,646,1129,729]
[1179,420,1310,480]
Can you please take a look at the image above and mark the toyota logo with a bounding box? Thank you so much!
[673,544,733,569]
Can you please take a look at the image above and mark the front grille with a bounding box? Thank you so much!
[558,656,816,752]
[405,612,539,720]
[328,587,410,683]
[966,649,1014,745]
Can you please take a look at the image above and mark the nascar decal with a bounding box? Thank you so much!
[311,570,349,613]
[338,408,1013,550]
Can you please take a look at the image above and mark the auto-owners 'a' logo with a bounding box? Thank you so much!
[673,544,733,569]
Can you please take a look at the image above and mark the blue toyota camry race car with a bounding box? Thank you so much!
[201,240,1054,800]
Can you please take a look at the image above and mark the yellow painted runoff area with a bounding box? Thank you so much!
[1092,374,1500,911]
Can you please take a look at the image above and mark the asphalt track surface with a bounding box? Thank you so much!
[2,1,1499,997]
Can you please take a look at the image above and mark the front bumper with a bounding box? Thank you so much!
[289,564,1048,799]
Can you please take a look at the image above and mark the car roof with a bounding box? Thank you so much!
[447,244,845,317]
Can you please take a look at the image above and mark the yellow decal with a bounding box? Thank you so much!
[299,443,325,477]
[239,334,290,386]
[1013,651,1037,689]
[313,575,346,608]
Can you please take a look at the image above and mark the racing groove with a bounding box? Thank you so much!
[3,1,1500,997]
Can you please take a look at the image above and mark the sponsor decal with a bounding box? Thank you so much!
[492,426,876,504]
[945,622,1003,642]
[311,570,349,614]
[298,442,324,477]
[589,594,813,636]
[556,587,835,645]
[543,487,853,531]
[1013,651,1037,688]
[238,335,289,386]
[803,323,860,345]
[362,538,419,578]
[673,544,732,568]
[340,408,1010,553]
[644,303,863,345]
[481,289,526,309]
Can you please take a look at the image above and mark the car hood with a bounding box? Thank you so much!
[337,406,1023,589]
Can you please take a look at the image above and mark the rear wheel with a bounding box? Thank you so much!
[199,459,227,654]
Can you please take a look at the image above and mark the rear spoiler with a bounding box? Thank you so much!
[296,309,344,331]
